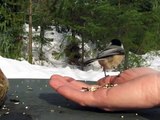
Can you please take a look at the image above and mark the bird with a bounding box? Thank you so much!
[0,69,9,107]
[84,39,125,77]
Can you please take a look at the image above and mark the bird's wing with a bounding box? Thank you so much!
[97,47,125,59]
[83,58,97,65]
[84,47,125,65]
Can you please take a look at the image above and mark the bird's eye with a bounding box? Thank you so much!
[113,66,116,69]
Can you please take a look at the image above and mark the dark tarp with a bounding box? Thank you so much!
[0,79,160,120]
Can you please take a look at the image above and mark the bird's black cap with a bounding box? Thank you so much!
[110,39,122,46]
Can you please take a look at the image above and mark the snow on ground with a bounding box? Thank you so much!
[0,56,120,81]
[0,54,160,81]
[1,25,160,81]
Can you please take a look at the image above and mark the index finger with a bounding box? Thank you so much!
[98,67,158,85]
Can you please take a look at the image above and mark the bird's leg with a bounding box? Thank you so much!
[103,69,106,77]
[103,69,109,77]
[103,70,117,88]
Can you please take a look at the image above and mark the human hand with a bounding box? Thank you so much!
[98,67,159,85]
[49,67,160,111]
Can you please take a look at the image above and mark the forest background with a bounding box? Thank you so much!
[1,0,160,71]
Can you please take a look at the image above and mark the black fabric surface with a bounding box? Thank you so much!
[0,79,160,120]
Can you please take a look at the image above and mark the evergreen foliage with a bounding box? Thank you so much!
[53,0,160,69]
[1,0,160,69]
[64,36,81,65]
[0,0,26,59]
[31,0,54,64]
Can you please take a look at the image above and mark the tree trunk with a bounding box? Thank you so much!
[118,0,121,9]
[81,35,85,70]
[28,0,33,64]
[39,25,45,65]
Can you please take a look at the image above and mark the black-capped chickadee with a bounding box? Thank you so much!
[84,39,125,77]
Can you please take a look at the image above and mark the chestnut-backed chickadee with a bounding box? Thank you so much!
[84,39,125,76]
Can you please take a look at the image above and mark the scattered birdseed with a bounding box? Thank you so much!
[5,112,10,115]
[2,105,8,110]
[50,109,55,112]
[58,105,61,108]
[27,87,33,91]
[10,99,20,105]
[14,102,20,105]
[22,112,26,115]
[121,115,124,118]
[25,106,29,109]
[103,83,118,88]
[81,87,89,92]
[81,83,118,92]
[90,86,99,91]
